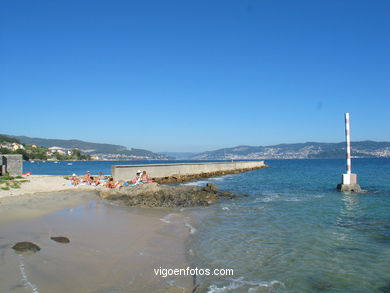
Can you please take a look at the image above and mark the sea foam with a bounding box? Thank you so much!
[19,256,40,293]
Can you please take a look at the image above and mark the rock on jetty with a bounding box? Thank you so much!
[98,183,242,208]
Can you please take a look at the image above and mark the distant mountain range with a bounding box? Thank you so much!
[158,152,198,159]
[8,135,168,160]
[191,141,390,160]
[4,135,390,160]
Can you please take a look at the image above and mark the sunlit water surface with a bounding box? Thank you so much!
[182,159,390,292]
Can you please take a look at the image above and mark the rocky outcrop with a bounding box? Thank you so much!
[98,183,244,208]
[12,242,41,254]
[152,166,267,184]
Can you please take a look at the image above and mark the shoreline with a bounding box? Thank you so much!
[0,191,195,292]
[1,161,267,199]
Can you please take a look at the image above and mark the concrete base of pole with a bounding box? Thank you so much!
[342,173,357,185]
[336,183,362,192]
[337,173,361,192]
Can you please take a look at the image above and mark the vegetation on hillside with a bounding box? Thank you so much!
[0,135,91,161]
[12,135,166,158]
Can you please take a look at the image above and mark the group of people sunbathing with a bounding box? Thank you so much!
[70,170,152,189]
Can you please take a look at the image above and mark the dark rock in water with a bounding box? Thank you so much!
[220,192,232,197]
[50,236,70,244]
[240,193,249,197]
[379,284,390,293]
[12,242,41,254]
[203,183,218,193]
[308,276,333,292]
[98,182,242,208]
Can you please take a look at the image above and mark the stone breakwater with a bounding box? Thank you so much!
[98,183,247,208]
[112,161,267,181]
[151,165,268,184]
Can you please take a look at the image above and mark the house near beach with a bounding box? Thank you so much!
[0,154,23,176]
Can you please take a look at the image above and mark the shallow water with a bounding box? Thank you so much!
[0,194,193,293]
[183,158,390,292]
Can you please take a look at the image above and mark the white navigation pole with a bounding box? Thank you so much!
[337,112,361,192]
[345,113,352,175]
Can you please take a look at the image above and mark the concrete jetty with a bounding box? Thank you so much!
[112,161,266,181]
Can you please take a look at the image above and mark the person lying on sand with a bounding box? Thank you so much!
[105,178,115,188]
[115,180,126,188]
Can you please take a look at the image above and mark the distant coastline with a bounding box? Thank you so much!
[3,134,390,161]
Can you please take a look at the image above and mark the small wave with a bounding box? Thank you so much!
[181,180,209,186]
[222,207,230,211]
[160,213,180,224]
[165,278,187,291]
[19,255,41,293]
[247,280,285,292]
[257,194,280,202]
[185,222,197,234]
[256,194,306,202]
[208,278,284,293]
[209,175,233,181]
[208,282,243,292]
[283,197,303,202]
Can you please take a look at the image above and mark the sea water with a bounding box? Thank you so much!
[183,158,390,292]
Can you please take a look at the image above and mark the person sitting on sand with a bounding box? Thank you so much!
[83,171,92,184]
[93,172,105,185]
[131,170,142,184]
[70,173,79,186]
[141,171,150,183]
[97,172,105,181]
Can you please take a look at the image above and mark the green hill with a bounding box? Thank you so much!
[9,135,166,159]
[0,134,20,144]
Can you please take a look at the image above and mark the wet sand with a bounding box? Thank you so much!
[0,191,193,293]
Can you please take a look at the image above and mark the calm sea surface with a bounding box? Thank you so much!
[23,158,390,292]
[183,158,390,292]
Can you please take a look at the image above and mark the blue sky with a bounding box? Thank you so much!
[1,0,389,152]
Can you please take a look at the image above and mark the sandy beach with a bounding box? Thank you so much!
[0,175,96,198]
[0,188,194,292]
